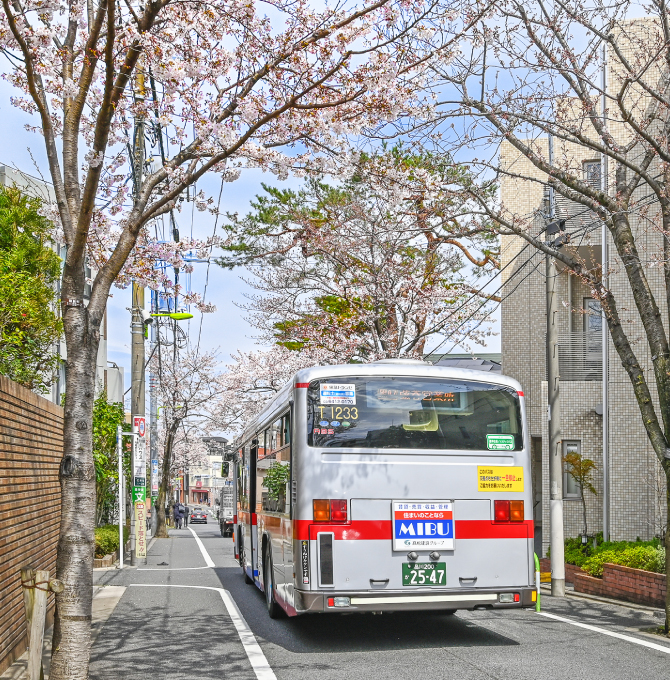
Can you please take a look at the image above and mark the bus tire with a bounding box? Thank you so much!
[264,547,283,619]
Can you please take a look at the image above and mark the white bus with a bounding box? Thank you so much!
[233,359,536,618]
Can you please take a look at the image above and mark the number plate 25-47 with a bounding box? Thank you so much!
[402,562,446,586]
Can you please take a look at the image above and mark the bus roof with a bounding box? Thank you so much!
[236,359,523,446]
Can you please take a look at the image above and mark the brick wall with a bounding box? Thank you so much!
[0,375,63,674]
[538,558,586,584]
[574,563,667,609]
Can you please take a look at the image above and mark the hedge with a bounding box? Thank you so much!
[548,534,666,578]
[95,524,130,558]
[582,545,665,578]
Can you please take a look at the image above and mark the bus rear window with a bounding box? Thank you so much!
[307,377,522,451]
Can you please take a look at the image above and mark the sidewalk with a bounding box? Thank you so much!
[0,586,126,680]
[540,582,666,618]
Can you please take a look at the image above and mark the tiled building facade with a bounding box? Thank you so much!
[499,107,668,552]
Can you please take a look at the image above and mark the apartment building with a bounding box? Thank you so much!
[0,165,123,405]
[500,125,667,555]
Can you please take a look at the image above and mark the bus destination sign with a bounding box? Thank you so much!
[320,383,356,405]
[392,501,454,551]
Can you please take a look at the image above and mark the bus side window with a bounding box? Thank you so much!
[238,446,247,512]
[259,413,291,513]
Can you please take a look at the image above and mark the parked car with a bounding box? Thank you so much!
[190,507,208,524]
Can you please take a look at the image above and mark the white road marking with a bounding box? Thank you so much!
[138,526,214,570]
[188,525,216,567]
[138,566,210,571]
[218,589,277,680]
[538,612,670,655]
[130,584,276,680]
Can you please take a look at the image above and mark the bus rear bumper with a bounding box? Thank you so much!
[295,587,536,614]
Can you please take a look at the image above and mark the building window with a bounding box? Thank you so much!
[584,298,602,354]
[563,440,581,498]
[584,160,601,189]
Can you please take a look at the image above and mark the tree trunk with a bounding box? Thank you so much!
[155,420,179,538]
[665,473,670,636]
[50,309,100,680]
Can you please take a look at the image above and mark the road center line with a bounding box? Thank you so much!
[538,612,670,655]
[129,584,276,680]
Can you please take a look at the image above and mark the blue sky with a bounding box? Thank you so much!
[0,80,501,399]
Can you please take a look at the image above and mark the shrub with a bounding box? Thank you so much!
[648,546,666,574]
[94,524,129,558]
[582,545,663,578]
[559,533,662,571]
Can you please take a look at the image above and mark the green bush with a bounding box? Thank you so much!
[648,546,666,574]
[556,533,662,573]
[582,545,664,578]
[94,524,129,558]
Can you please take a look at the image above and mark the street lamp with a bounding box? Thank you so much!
[151,312,194,320]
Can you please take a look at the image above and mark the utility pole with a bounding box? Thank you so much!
[130,283,147,565]
[546,133,565,597]
[149,313,159,534]
[117,425,124,569]
[130,59,148,566]
[601,42,610,543]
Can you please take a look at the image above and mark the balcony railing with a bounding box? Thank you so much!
[558,331,602,381]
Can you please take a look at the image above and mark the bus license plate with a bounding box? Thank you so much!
[402,562,446,586]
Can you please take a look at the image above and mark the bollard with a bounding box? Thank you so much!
[534,553,541,612]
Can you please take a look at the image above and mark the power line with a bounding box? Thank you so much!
[425,244,541,360]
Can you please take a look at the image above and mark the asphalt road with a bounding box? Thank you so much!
[92,520,670,680]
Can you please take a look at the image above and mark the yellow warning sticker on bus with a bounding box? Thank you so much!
[477,466,524,492]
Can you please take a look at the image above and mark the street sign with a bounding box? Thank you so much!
[134,477,146,487]
[133,416,146,437]
[135,499,147,559]
[151,459,158,497]
[133,438,146,478]
[132,486,146,503]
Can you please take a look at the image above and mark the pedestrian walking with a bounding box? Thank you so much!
[184,504,189,527]
[173,503,182,529]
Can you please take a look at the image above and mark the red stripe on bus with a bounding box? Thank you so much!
[456,520,533,539]
[517,391,524,397]
[251,513,257,526]
[295,383,309,388]
[292,519,533,541]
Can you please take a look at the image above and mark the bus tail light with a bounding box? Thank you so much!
[313,499,348,522]
[494,500,524,522]
[330,500,347,522]
[494,500,510,522]
[313,499,330,522]
[510,500,524,522]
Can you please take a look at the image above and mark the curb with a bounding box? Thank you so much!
[540,584,665,616]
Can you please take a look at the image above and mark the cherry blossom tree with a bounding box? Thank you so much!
[413,1,670,629]
[220,150,499,360]
[0,0,474,672]
[151,346,232,537]
[156,420,209,521]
